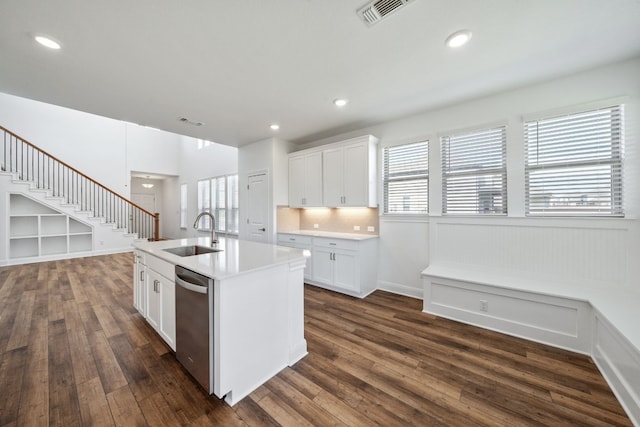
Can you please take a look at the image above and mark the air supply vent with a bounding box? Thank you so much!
[357,0,414,26]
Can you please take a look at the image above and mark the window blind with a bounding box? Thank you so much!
[179,184,187,228]
[383,141,428,214]
[441,126,507,214]
[524,105,623,216]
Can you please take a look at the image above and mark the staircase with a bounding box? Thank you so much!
[1,125,159,265]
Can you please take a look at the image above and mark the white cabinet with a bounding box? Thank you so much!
[322,137,377,207]
[133,251,146,316]
[276,234,378,298]
[288,152,323,207]
[277,233,313,280]
[135,253,176,351]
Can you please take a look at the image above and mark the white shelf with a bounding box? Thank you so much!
[8,193,94,259]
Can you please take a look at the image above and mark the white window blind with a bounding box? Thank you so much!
[524,105,623,216]
[383,141,428,214]
[441,126,507,215]
[179,183,187,228]
[196,179,211,229]
[197,174,239,233]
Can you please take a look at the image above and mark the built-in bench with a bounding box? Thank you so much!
[422,264,640,426]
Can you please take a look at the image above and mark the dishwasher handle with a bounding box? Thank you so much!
[176,275,208,294]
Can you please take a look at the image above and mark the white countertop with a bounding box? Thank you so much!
[133,236,307,280]
[278,230,379,241]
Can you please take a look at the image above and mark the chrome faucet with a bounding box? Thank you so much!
[193,212,218,246]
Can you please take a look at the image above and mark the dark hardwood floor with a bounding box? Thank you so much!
[0,253,632,426]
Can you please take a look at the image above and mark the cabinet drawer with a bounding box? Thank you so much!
[278,234,313,246]
[134,250,146,265]
[313,237,359,251]
[145,253,174,280]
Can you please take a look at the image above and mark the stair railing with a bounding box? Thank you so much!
[1,126,159,241]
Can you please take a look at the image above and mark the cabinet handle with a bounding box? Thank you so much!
[329,243,336,246]
[140,271,144,281]
[154,280,160,292]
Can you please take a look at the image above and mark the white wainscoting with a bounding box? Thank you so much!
[430,217,635,290]
[423,216,640,425]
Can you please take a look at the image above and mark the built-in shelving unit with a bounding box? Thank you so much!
[8,193,93,259]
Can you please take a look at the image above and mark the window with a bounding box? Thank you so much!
[196,179,211,229]
[196,174,239,234]
[383,141,428,214]
[179,183,187,229]
[441,126,507,215]
[524,105,623,216]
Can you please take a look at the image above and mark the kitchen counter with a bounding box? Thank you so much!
[132,236,308,406]
[133,236,308,280]
[278,230,378,240]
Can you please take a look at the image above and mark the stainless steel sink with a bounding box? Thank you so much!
[163,245,222,257]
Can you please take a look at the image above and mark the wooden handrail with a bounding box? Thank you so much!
[0,125,156,218]
[0,126,160,240]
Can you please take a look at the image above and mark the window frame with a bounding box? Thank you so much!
[382,140,429,216]
[179,183,188,229]
[440,125,507,216]
[196,174,239,234]
[524,104,624,217]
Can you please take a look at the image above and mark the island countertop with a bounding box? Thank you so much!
[133,236,307,280]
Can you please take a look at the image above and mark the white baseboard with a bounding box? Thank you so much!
[377,280,423,299]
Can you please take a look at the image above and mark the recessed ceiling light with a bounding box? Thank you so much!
[34,35,61,50]
[333,98,348,107]
[445,30,472,48]
[270,124,280,131]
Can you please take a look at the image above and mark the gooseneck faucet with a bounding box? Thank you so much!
[193,212,218,246]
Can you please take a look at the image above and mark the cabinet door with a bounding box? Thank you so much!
[159,277,176,351]
[289,156,306,207]
[322,147,343,207]
[313,247,334,286]
[304,152,323,206]
[134,254,147,315]
[333,249,359,292]
[146,270,161,331]
[342,143,368,206]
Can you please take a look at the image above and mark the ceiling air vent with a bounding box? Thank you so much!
[357,0,414,26]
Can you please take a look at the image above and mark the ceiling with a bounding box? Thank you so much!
[1,0,639,148]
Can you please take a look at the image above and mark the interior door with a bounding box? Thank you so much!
[247,172,269,242]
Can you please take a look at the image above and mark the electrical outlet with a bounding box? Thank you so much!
[353,225,361,231]
[367,226,375,232]
[480,300,488,312]
[313,223,319,229]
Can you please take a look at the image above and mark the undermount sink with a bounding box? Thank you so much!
[163,245,222,257]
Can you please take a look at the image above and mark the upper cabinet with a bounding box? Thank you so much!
[289,135,378,208]
[288,151,323,207]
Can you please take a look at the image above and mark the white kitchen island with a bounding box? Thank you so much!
[132,236,308,406]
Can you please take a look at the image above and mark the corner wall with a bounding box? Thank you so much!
[301,57,640,297]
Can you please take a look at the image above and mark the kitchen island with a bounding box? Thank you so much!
[132,236,308,406]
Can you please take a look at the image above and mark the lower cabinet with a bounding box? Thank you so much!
[277,233,378,298]
[133,251,176,351]
[133,251,146,315]
[277,234,314,280]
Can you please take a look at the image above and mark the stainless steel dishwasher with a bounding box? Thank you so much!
[175,265,214,394]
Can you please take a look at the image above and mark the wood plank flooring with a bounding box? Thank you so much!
[0,253,632,426]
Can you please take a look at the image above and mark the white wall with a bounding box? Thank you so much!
[301,57,640,297]
[238,137,291,243]
[0,92,238,242]
[0,92,181,197]
[162,136,238,239]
